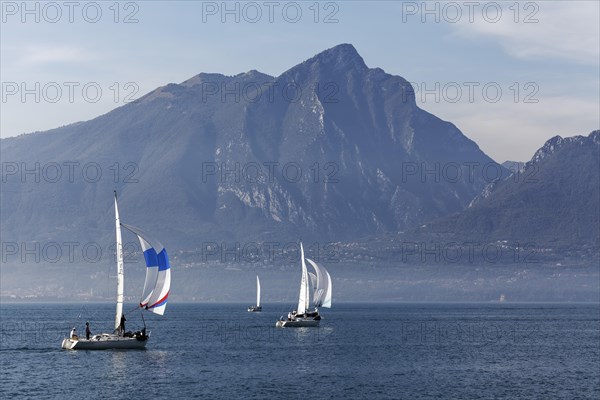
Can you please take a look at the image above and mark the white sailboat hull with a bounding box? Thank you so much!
[61,334,148,350]
[276,319,320,328]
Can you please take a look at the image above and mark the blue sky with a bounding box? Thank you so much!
[1,0,598,161]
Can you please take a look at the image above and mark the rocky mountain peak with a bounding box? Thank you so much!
[530,131,599,164]
[283,43,369,79]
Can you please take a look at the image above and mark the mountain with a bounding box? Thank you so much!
[335,131,599,266]
[398,130,599,262]
[1,44,504,253]
[443,130,599,245]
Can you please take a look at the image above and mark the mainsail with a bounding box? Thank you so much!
[114,193,125,330]
[122,223,171,316]
[297,242,309,315]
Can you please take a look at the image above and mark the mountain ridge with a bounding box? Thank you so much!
[2,44,506,253]
[425,130,599,256]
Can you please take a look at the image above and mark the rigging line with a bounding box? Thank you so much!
[279,293,298,319]
[278,274,292,316]
[66,305,90,333]
[278,262,302,317]
[70,305,85,324]
[125,304,142,315]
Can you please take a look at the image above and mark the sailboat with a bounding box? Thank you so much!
[61,191,171,350]
[248,275,262,312]
[276,242,332,327]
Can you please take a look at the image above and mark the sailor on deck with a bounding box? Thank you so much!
[119,314,126,334]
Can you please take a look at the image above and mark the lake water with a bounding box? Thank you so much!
[1,303,598,399]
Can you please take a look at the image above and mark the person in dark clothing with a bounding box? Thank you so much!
[85,322,91,340]
[119,314,126,334]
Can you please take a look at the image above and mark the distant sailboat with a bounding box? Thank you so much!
[61,191,171,350]
[248,275,262,312]
[276,242,332,327]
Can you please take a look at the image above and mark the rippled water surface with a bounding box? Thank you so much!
[1,303,598,399]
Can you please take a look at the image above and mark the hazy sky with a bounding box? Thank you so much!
[1,0,598,162]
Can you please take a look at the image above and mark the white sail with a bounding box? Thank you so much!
[306,258,326,306]
[297,242,309,315]
[256,275,261,307]
[143,254,170,316]
[137,234,159,307]
[308,271,317,292]
[114,192,125,330]
[321,269,332,308]
[122,223,171,316]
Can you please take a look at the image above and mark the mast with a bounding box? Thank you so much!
[114,191,125,331]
